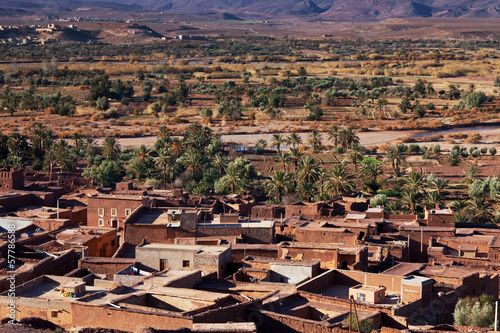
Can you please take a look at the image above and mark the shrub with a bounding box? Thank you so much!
[377,190,400,197]
[466,134,481,144]
[370,194,387,207]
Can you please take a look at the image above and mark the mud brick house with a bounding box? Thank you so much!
[231,243,279,262]
[428,229,500,269]
[398,226,455,261]
[238,256,321,284]
[122,207,201,245]
[422,207,454,227]
[382,263,499,323]
[341,196,369,212]
[55,227,118,257]
[278,242,368,271]
[254,290,383,333]
[123,205,275,245]
[13,205,87,230]
[0,273,254,331]
[297,269,434,325]
[87,194,149,230]
[0,166,24,190]
[220,194,256,217]
[136,242,231,278]
[293,221,361,245]
[349,284,386,303]
[251,203,285,219]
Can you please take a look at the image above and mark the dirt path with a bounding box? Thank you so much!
[95,130,418,148]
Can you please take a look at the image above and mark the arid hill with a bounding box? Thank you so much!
[2,0,500,20]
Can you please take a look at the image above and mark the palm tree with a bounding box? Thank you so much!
[297,183,318,202]
[423,191,443,209]
[169,138,183,158]
[53,140,73,171]
[85,137,97,158]
[265,170,290,203]
[385,200,404,214]
[155,148,176,189]
[43,148,58,181]
[212,153,228,176]
[255,139,268,150]
[384,144,407,177]
[347,144,365,171]
[30,123,52,160]
[222,164,241,194]
[155,126,172,150]
[307,130,322,153]
[401,191,419,214]
[181,149,205,179]
[429,177,448,195]
[375,98,389,118]
[270,134,285,155]
[463,165,481,185]
[274,152,291,172]
[466,196,493,223]
[129,145,154,180]
[287,133,303,149]
[323,164,356,198]
[402,172,425,194]
[449,199,469,213]
[296,156,320,184]
[288,148,303,170]
[338,127,360,151]
[327,125,339,148]
[72,132,82,153]
[359,159,382,181]
[102,137,121,161]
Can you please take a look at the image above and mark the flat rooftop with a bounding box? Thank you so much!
[320,285,400,306]
[137,243,229,255]
[199,220,274,228]
[350,284,385,292]
[133,210,178,225]
[244,256,319,267]
[0,217,33,231]
[382,263,426,276]
[280,242,365,252]
[13,280,109,301]
[89,194,147,200]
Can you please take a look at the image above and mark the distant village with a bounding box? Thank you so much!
[0,164,499,332]
[0,24,79,46]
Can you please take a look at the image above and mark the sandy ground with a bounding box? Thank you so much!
[95,125,500,150]
[96,129,418,148]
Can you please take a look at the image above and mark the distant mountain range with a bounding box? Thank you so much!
[2,0,500,20]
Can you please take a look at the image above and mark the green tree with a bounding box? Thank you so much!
[401,191,419,214]
[83,160,125,188]
[96,96,109,111]
[296,156,321,184]
[347,144,365,171]
[402,172,426,194]
[287,133,303,149]
[265,170,291,203]
[102,137,121,161]
[324,164,356,198]
[307,130,322,153]
[370,194,387,207]
[453,295,496,328]
[297,182,318,202]
[463,165,481,185]
[270,134,285,155]
[384,144,407,177]
[463,91,487,109]
[327,125,339,148]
